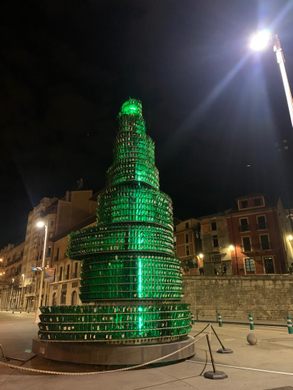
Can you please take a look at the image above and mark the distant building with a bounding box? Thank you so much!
[0,242,24,310]
[199,214,233,276]
[47,215,96,307]
[174,218,202,275]
[178,194,293,276]
[227,194,292,275]
[0,190,96,312]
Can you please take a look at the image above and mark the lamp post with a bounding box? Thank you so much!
[35,220,48,321]
[21,273,25,311]
[9,278,15,311]
[228,244,239,275]
[249,29,293,127]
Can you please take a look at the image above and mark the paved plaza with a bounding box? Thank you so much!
[1,311,293,389]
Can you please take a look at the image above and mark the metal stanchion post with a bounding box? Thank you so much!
[210,325,233,354]
[203,333,228,380]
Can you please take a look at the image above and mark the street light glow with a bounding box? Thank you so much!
[36,220,46,229]
[249,29,272,51]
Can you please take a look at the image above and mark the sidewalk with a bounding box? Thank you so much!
[1,315,293,389]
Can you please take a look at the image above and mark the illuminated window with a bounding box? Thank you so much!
[245,258,255,273]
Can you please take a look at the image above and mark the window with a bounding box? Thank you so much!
[244,258,255,273]
[211,222,217,231]
[254,197,263,206]
[263,256,275,273]
[185,234,189,243]
[52,292,57,306]
[47,247,52,257]
[59,267,63,281]
[73,262,78,278]
[55,247,60,261]
[185,222,189,229]
[240,200,248,209]
[260,235,270,250]
[61,289,67,305]
[212,235,219,248]
[239,218,249,231]
[66,264,70,279]
[257,216,267,229]
[71,291,78,305]
[186,246,190,256]
[242,237,252,252]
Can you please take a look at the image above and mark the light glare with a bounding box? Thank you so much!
[36,220,46,229]
[249,29,272,51]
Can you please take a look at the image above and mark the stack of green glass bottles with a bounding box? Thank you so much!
[38,98,192,344]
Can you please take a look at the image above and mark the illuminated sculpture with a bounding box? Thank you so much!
[35,99,193,363]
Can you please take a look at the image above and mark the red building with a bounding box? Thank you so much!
[227,194,292,275]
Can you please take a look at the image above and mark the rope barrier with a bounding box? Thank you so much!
[189,360,293,377]
[0,325,210,376]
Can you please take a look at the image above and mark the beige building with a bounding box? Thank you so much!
[0,242,25,310]
[0,190,96,312]
[199,213,233,275]
[47,216,96,307]
[174,218,202,275]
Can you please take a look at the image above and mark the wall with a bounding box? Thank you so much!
[183,275,293,321]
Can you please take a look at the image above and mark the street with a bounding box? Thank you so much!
[1,311,293,389]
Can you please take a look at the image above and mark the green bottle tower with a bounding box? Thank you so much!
[33,99,194,365]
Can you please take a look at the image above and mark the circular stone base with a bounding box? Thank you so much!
[32,336,195,366]
[204,370,228,380]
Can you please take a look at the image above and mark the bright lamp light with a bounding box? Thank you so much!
[36,220,46,229]
[249,29,272,51]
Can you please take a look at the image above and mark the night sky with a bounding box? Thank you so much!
[1,0,293,247]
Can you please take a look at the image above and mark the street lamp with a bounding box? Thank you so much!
[228,244,239,275]
[35,220,48,321]
[9,278,15,311]
[21,273,25,311]
[249,29,293,127]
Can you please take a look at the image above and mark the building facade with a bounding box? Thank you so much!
[174,218,202,275]
[176,195,293,276]
[0,242,25,310]
[46,216,96,308]
[0,190,96,312]
[200,214,233,275]
[227,194,291,275]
